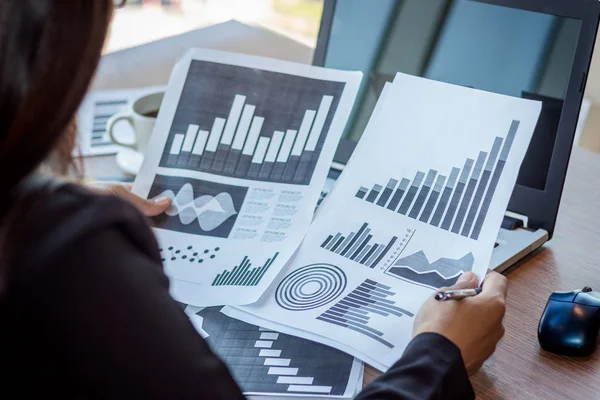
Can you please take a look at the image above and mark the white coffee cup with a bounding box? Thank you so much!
[107,91,164,154]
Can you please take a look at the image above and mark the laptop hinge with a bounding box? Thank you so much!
[504,211,528,230]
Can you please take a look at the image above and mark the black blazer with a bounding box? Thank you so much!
[0,182,473,399]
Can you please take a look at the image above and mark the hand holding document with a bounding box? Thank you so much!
[225,73,541,371]
[132,49,540,372]
[132,49,362,307]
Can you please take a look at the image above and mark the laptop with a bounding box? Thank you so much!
[313,0,600,273]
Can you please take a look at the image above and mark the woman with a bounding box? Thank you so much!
[0,1,507,398]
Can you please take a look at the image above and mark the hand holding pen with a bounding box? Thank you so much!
[411,271,508,375]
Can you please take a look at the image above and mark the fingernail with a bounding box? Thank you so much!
[458,271,476,283]
[153,196,171,206]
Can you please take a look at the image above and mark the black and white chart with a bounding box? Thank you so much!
[386,251,474,289]
[159,60,345,185]
[355,120,519,240]
[133,49,362,307]
[212,253,279,287]
[321,222,414,269]
[229,73,542,371]
[149,174,248,238]
[186,306,362,397]
[317,279,414,348]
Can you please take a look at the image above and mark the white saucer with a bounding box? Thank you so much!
[116,147,145,176]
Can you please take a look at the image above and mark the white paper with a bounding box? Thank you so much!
[182,305,363,399]
[133,49,362,306]
[75,86,165,157]
[226,73,542,371]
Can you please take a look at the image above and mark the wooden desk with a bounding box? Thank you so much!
[363,146,600,399]
[89,20,600,400]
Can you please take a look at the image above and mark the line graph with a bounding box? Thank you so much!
[317,279,414,348]
[159,60,345,185]
[149,175,248,237]
[386,251,474,289]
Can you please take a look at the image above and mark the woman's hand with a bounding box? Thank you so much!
[88,181,171,217]
[413,270,507,375]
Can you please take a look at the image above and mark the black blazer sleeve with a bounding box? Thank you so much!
[9,187,246,399]
[356,333,474,400]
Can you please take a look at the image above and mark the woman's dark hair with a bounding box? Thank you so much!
[0,1,114,291]
[0,1,113,218]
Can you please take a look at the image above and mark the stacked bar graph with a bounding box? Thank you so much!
[212,252,279,287]
[159,60,345,185]
[355,120,520,240]
[320,222,400,269]
[317,279,414,348]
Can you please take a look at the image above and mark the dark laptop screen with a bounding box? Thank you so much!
[323,0,581,191]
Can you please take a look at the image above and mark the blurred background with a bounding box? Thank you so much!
[107,0,600,154]
[107,0,323,52]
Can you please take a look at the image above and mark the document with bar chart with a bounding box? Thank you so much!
[226,73,541,371]
[182,306,363,399]
[133,49,362,306]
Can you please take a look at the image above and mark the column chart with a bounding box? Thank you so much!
[320,222,415,269]
[159,60,346,185]
[354,120,520,240]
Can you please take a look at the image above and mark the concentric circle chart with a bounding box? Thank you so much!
[275,264,347,311]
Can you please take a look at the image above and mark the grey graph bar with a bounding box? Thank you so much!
[398,172,426,215]
[366,245,386,267]
[335,232,355,254]
[376,179,399,207]
[321,235,334,248]
[387,179,410,211]
[366,184,383,203]
[344,227,371,257]
[351,234,373,260]
[471,120,520,239]
[370,236,398,268]
[408,170,437,219]
[430,168,460,226]
[420,175,446,223]
[330,235,346,252]
[341,223,368,256]
[451,151,487,233]
[325,233,341,250]
[356,187,369,199]
[441,158,474,230]
[360,244,379,264]
[461,137,503,237]
[356,245,373,264]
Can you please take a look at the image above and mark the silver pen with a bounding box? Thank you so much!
[434,288,482,301]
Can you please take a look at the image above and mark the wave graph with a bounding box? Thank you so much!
[149,175,248,238]
[160,183,238,231]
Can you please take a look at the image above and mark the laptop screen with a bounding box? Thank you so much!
[322,0,582,191]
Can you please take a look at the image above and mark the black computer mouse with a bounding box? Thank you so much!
[538,287,600,357]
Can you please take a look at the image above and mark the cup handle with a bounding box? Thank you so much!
[107,112,136,149]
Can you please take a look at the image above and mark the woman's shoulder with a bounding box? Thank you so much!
[7,181,160,278]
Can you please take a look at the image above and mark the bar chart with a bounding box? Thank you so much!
[355,120,520,240]
[196,307,355,395]
[317,279,414,349]
[320,222,414,269]
[212,252,279,287]
[159,60,345,185]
